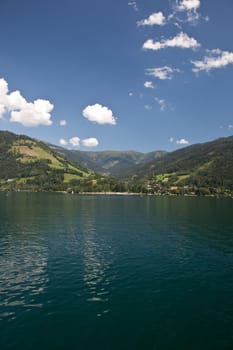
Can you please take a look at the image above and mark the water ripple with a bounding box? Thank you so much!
[0,193,233,349]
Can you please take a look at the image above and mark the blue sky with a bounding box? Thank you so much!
[0,0,233,152]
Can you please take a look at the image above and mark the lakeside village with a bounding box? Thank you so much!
[2,177,233,197]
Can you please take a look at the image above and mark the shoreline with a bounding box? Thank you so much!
[1,189,233,198]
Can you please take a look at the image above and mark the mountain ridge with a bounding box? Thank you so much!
[0,130,232,195]
[50,145,167,177]
[128,135,233,195]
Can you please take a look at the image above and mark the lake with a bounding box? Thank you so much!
[0,193,233,349]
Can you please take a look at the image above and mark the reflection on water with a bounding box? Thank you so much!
[0,193,232,350]
[0,194,49,321]
[0,233,48,320]
[81,201,112,317]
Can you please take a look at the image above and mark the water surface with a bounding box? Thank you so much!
[0,193,233,349]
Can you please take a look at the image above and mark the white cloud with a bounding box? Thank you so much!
[10,99,53,127]
[82,137,99,147]
[128,1,138,12]
[69,137,80,147]
[155,97,166,111]
[0,77,53,127]
[129,92,133,97]
[144,105,152,110]
[176,0,200,12]
[59,119,67,126]
[144,81,154,89]
[61,136,99,148]
[146,66,178,80]
[175,0,201,23]
[83,103,116,125]
[176,138,189,145]
[169,137,174,143]
[143,32,200,51]
[192,49,233,73]
[7,90,27,111]
[59,138,68,146]
[0,78,8,95]
[0,78,8,116]
[137,12,166,27]
[186,11,200,23]
[228,124,233,129]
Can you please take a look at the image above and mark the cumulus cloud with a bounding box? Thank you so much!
[192,49,233,73]
[143,32,200,51]
[7,90,27,111]
[69,137,80,147]
[144,81,154,89]
[0,78,53,126]
[60,136,99,148]
[176,0,200,11]
[59,138,68,146]
[83,103,116,125]
[155,97,166,111]
[82,137,99,147]
[175,0,201,23]
[0,79,9,116]
[10,100,53,127]
[176,138,189,145]
[146,66,178,80]
[137,12,166,27]
[59,119,67,126]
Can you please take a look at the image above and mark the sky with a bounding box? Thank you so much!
[0,0,233,152]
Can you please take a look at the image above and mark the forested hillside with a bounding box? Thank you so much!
[128,136,233,195]
[0,131,119,192]
[0,131,232,195]
[51,146,166,177]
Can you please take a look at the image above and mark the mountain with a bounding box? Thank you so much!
[0,131,114,192]
[1,131,232,195]
[127,136,233,194]
[51,146,166,177]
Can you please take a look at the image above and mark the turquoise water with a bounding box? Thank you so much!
[0,193,233,349]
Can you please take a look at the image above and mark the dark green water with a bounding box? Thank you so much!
[0,193,233,350]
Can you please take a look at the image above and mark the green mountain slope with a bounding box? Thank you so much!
[0,131,98,191]
[127,136,233,193]
[1,131,232,195]
[51,146,166,177]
